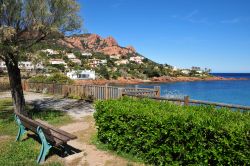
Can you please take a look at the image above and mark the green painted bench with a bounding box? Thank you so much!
[14,111,77,164]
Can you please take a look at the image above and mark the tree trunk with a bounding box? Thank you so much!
[5,57,28,116]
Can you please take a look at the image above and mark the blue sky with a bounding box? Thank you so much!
[78,0,250,73]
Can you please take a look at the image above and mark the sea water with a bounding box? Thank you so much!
[136,73,250,106]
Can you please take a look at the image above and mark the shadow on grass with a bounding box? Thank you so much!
[24,133,82,159]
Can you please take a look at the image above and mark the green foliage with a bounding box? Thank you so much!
[92,52,108,59]
[48,64,66,72]
[98,65,110,80]
[94,97,250,165]
[29,73,73,84]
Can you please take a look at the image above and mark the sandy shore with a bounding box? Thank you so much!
[74,76,248,85]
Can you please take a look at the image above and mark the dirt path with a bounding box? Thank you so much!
[61,116,135,166]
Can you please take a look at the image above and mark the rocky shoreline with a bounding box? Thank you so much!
[75,76,248,85]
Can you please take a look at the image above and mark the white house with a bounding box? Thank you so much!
[71,58,81,65]
[192,66,201,71]
[81,52,92,57]
[0,61,44,71]
[41,49,59,55]
[49,59,66,65]
[115,59,129,65]
[129,56,144,64]
[66,53,76,59]
[181,69,190,75]
[67,70,95,80]
[110,55,121,59]
[88,58,107,68]
[19,61,33,70]
[19,61,44,71]
[1,60,44,72]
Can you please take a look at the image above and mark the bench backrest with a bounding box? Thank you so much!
[15,111,57,143]
[15,111,77,146]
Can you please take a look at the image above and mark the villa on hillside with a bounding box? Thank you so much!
[66,53,82,65]
[66,53,76,59]
[181,69,191,75]
[0,61,44,71]
[67,70,95,80]
[81,52,92,57]
[19,62,44,71]
[192,66,201,71]
[88,58,107,68]
[115,59,129,65]
[49,59,67,65]
[71,59,82,65]
[41,49,60,55]
[129,56,144,64]
[110,54,121,59]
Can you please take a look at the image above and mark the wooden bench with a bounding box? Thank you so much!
[14,111,77,164]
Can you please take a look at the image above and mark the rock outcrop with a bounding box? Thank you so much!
[58,34,137,56]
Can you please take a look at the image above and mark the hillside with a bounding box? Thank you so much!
[18,33,210,80]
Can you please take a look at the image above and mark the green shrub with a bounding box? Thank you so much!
[29,75,47,83]
[45,73,73,84]
[29,73,73,84]
[94,97,250,165]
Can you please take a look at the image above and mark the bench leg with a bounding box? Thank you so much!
[36,126,52,164]
[63,143,71,156]
[14,115,27,141]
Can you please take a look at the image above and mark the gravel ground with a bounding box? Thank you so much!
[0,91,95,119]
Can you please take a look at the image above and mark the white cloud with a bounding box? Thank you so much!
[221,17,250,24]
[171,10,211,25]
[185,10,199,19]
[221,18,240,24]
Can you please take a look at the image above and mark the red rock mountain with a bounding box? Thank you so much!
[58,34,137,56]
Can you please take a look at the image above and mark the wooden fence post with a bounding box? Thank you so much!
[52,83,55,95]
[184,96,190,106]
[105,84,108,100]
[154,86,161,97]
[118,88,124,98]
[135,85,138,91]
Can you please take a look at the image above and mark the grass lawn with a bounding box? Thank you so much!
[0,98,74,166]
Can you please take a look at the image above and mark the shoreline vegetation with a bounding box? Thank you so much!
[74,76,248,85]
[0,75,248,86]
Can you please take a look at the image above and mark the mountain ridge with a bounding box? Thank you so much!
[58,33,137,57]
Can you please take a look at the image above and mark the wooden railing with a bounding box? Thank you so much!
[24,82,160,100]
[124,94,250,111]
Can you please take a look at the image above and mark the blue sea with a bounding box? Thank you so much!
[133,73,250,106]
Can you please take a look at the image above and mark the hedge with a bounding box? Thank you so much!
[29,73,73,84]
[94,97,250,165]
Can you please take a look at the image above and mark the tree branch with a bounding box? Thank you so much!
[22,33,48,50]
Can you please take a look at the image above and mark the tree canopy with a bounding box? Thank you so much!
[0,0,82,60]
[0,0,82,114]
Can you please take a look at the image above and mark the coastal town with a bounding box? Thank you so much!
[0,0,249,166]
[0,34,212,83]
